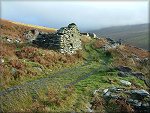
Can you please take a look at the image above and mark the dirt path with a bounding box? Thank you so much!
[0,61,88,95]
[0,42,110,97]
[0,42,113,112]
[64,68,99,88]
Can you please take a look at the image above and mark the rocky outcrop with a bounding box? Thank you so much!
[103,38,120,50]
[95,38,121,50]
[120,80,131,86]
[115,65,132,72]
[23,29,39,42]
[1,36,22,44]
[81,33,97,39]
[140,58,150,66]
[92,87,150,113]
[115,66,145,80]
[24,23,82,54]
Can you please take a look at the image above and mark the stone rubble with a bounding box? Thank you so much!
[92,87,150,113]
[97,38,121,50]
[115,65,146,81]
[1,36,22,44]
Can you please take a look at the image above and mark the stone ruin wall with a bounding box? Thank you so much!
[24,23,82,54]
[57,23,82,54]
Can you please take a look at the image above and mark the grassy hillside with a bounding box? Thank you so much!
[0,19,150,112]
[0,19,84,90]
[0,18,57,41]
[90,24,149,50]
[1,37,149,112]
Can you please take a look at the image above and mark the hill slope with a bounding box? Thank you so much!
[0,19,84,90]
[0,18,57,41]
[0,19,150,113]
[90,24,149,50]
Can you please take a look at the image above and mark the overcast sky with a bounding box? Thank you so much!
[1,0,149,31]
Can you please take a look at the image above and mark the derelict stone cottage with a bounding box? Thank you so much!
[24,23,82,54]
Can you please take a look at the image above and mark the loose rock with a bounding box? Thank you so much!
[115,66,132,72]
[131,72,145,80]
[120,80,131,86]
[130,89,150,97]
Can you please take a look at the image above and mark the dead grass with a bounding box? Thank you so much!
[0,40,16,58]
[93,38,108,48]
[27,86,75,112]
[0,40,83,89]
[119,44,149,59]
[0,18,56,41]
[106,99,134,113]
[9,59,25,69]
[80,35,92,44]
[16,46,83,68]
[109,45,150,76]
[91,95,105,112]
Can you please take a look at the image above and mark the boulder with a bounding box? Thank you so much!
[131,72,145,80]
[98,87,150,112]
[144,78,150,88]
[24,29,39,42]
[33,67,43,72]
[88,33,97,38]
[118,71,129,77]
[93,89,100,95]
[103,89,109,94]
[142,102,149,108]
[86,104,93,113]
[6,38,13,43]
[15,39,21,43]
[0,58,4,64]
[106,38,115,44]
[127,99,142,107]
[11,68,17,75]
[109,87,118,92]
[120,80,131,86]
[115,66,132,72]
[140,58,150,66]
[103,91,111,97]
[130,89,150,98]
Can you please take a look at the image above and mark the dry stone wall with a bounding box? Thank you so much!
[57,23,82,54]
[25,23,82,54]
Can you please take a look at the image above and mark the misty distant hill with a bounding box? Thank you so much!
[90,24,149,50]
